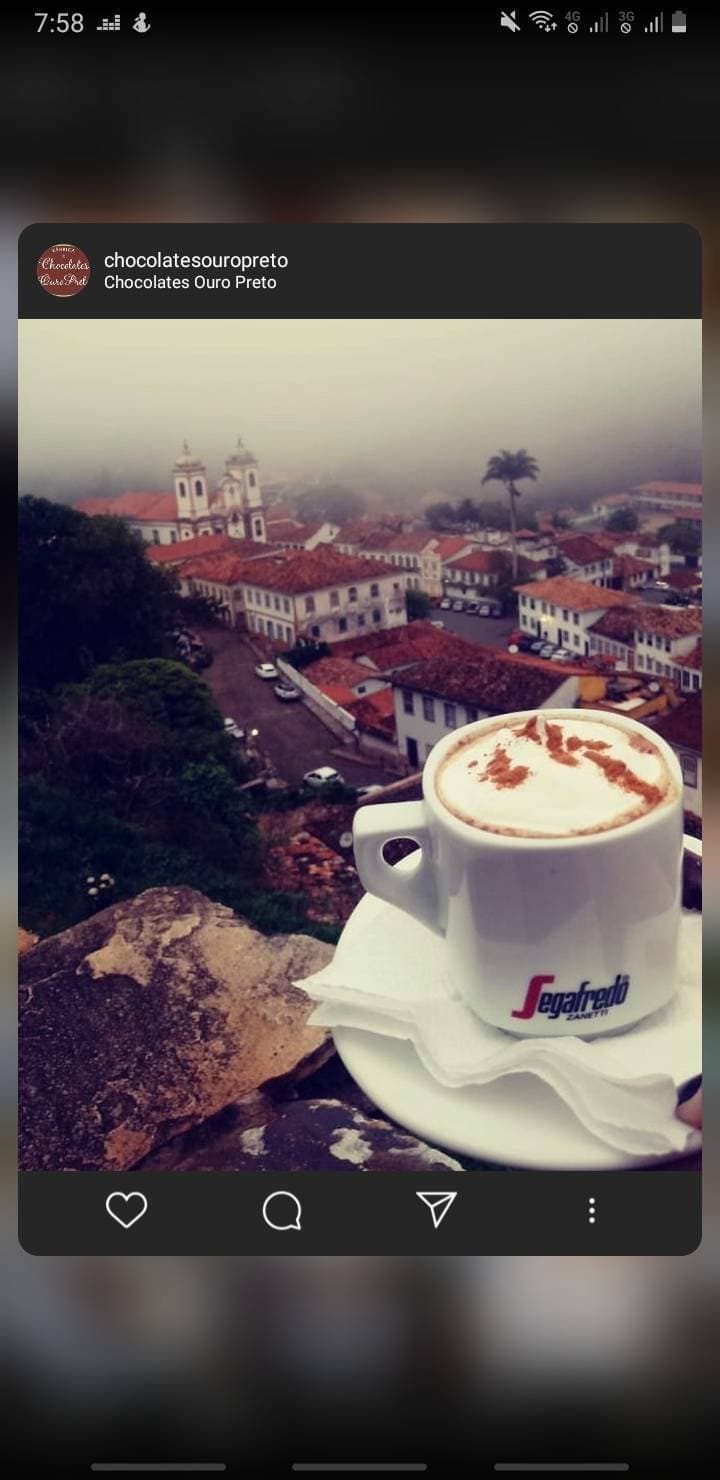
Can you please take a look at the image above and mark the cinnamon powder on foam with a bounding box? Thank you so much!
[471,718,664,804]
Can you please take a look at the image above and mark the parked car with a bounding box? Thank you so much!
[274,681,301,701]
[550,648,575,663]
[189,645,213,670]
[439,597,452,610]
[303,766,345,789]
[477,603,491,616]
[528,639,546,654]
[539,643,556,658]
[223,717,244,741]
[510,633,535,653]
[464,600,479,615]
[487,604,503,618]
[452,599,465,612]
[355,783,384,799]
[254,662,279,681]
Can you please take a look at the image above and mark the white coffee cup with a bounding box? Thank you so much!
[353,709,684,1037]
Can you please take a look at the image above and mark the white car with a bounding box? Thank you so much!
[539,643,556,658]
[254,662,279,681]
[439,598,452,610]
[274,681,301,701]
[550,648,574,663]
[452,599,465,612]
[355,783,384,799]
[477,603,491,616]
[303,766,345,789]
[223,717,244,740]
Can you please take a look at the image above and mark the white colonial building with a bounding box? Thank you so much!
[180,544,408,646]
[392,639,579,770]
[76,436,268,547]
[516,576,641,656]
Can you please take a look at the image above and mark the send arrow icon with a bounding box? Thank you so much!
[416,1190,458,1229]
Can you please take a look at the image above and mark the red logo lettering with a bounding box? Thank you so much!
[511,974,555,1020]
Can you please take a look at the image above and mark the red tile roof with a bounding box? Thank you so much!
[665,507,703,522]
[432,536,474,560]
[634,482,702,498]
[303,656,385,691]
[180,546,277,585]
[320,683,357,710]
[515,576,641,612]
[382,530,435,554]
[76,490,178,521]
[664,569,703,590]
[395,646,566,711]
[146,533,235,565]
[635,607,702,639]
[557,534,613,566]
[347,688,397,739]
[653,693,702,753]
[612,554,656,580]
[230,545,397,595]
[445,549,508,575]
[327,619,462,671]
[334,518,402,546]
[587,608,641,644]
[265,518,306,540]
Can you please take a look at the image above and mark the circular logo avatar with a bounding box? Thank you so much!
[36,243,90,298]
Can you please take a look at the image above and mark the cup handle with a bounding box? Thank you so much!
[353,800,445,937]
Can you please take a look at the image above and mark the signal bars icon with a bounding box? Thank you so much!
[589,10,609,30]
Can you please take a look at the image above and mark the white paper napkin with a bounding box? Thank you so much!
[296,896,701,1159]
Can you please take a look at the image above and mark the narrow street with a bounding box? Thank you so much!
[196,626,392,787]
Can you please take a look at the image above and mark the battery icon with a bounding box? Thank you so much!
[671,9,687,29]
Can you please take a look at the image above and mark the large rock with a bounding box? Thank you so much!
[139,1094,464,1172]
[19,887,335,1172]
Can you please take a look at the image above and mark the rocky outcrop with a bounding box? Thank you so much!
[19,887,334,1172]
[138,1093,464,1172]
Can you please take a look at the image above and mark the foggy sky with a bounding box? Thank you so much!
[19,318,701,500]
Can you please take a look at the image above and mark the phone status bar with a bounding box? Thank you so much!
[499,9,688,33]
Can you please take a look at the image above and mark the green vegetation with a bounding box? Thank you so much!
[606,507,639,533]
[481,449,540,580]
[19,495,178,687]
[19,497,342,943]
[658,521,702,558]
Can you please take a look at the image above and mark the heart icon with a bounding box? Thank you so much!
[105,1191,148,1229]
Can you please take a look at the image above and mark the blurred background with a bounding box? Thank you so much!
[5,9,717,1474]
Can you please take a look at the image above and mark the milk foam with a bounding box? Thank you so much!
[435,714,673,837]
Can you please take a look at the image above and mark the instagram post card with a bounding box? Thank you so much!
[18,225,701,1254]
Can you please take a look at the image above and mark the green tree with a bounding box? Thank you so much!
[78,659,230,764]
[658,521,702,558]
[406,588,431,621]
[606,507,639,533]
[481,450,540,580]
[296,484,364,525]
[19,496,178,688]
[424,500,456,529]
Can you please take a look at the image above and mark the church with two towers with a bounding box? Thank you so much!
[76,436,267,546]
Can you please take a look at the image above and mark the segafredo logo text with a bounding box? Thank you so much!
[511,972,630,1024]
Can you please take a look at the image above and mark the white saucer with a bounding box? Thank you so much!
[332,846,702,1172]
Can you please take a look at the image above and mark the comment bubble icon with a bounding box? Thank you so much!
[262,1190,302,1231]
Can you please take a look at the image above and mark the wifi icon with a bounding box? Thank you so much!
[529,8,556,27]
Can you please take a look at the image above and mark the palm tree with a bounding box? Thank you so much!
[481,449,540,581]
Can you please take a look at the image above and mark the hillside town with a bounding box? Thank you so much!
[72,438,702,852]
